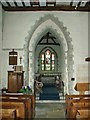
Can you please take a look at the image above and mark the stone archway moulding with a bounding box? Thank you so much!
[23,14,74,94]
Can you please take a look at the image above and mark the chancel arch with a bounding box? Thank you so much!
[24,14,74,94]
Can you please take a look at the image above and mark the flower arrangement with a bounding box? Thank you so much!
[19,86,32,94]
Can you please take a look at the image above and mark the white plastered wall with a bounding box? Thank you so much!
[2,11,88,94]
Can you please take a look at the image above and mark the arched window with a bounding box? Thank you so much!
[41,49,55,71]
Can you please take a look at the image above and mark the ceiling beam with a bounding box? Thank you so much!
[38,43,60,46]
[22,2,25,7]
[6,1,11,7]
[85,1,90,7]
[70,0,73,7]
[2,5,90,12]
[46,2,56,7]
[28,0,33,7]
[30,0,40,7]
[21,0,25,7]
[77,0,82,8]
[14,1,18,7]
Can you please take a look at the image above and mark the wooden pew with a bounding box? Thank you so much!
[0,98,31,119]
[76,108,90,120]
[1,93,35,118]
[65,94,90,119]
[1,102,25,119]
[0,108,16,120]
[69,99,90,118]
[0,95,32,119]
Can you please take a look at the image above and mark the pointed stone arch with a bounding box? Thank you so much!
[23,14,74,94]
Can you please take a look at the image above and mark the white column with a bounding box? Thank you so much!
[0,4,2,89]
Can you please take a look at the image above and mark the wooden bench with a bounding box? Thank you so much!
[65,94,90,119]
[1,93,35,118]
[76,108,90,119]
[70,99,90,118]
[0,108,16,120]
[0,99,31,119]
[0,95,32,119]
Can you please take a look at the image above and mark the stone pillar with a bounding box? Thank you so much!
[29,48,35,94]
[67,49,74,94]
[0,4,2,90]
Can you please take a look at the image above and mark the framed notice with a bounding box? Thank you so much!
[9,49,17,65]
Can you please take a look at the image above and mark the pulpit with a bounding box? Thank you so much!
[8,71,24,93]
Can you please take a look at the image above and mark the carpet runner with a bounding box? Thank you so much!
[39,83,59,100]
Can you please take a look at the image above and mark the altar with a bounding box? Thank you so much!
[35,73,62,84]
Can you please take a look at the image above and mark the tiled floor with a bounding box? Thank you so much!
[35,101,66,119]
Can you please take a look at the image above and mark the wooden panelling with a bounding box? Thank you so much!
[8,71,24,92]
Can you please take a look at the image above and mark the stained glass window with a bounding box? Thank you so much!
[45,50,50,70]
[52,53,55,70]
[41,53,44,70]
[41,50,55,71]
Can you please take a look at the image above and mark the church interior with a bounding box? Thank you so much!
[0,0,90,119]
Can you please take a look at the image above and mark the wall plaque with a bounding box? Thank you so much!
[9,49,17,65]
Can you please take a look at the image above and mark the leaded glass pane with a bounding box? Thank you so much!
[45,50,51,70]
[52,53,54,60]
[41,53,44,60]
[41,53,45,70]
[42,64,44,70]
[41,49,55,71]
